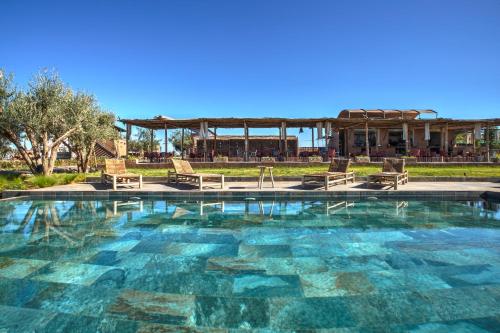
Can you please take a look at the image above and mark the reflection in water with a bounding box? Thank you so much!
[1,199,499,238]
[106,200,144,217]
[0,198,499,331]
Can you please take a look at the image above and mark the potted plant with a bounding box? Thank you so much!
[213,155,228,163]
[402,155,417,164]
[355,155,370,163]
[261,156,276,162]
[308,155,323,162]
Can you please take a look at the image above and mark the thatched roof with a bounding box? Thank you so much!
[120,116,500,130]
[193,135,298,141]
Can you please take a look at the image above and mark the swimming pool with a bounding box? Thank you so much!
[0,198,499,332]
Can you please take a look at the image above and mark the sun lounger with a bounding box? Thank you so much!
[367,158,408,190]
[101,159,143,190]
[302,158,355,190]
[168,159,224,190]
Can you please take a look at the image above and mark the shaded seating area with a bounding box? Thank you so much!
[367,158,408,190]
[302,158,355,190]
[120,112,500,164]
[101,159,143,190]
[168,159,224,190]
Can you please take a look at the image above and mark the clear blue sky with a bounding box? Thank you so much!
[2,0,499,146]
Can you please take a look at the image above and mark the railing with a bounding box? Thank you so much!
[135,154,496,164]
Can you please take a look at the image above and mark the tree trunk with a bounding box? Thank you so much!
[42,132,50,175]
[81,143,95,173]
[42,128,79,176]
[0,129,38,173]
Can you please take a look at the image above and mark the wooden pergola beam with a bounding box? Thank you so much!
[120,117,500,130]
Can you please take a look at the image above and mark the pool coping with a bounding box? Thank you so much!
[85,176,500,182]
[1,189,496,201]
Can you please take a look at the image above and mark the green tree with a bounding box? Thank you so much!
[0,70,98,175]
[169,129,193,153]
[0,136,12,159]
[128,128,160,153]
[63,94,117,172]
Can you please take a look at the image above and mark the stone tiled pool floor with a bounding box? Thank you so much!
[0,199,500,332]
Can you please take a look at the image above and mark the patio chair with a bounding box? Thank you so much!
[168,159,224,190]
[101,159,143,190]
[366,158,408,190]
[302,158,355,190]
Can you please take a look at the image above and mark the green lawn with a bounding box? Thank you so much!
[89,165,500,177]
[1,165,499,191]
[0,174,86,191]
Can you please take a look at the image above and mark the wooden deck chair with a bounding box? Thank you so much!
[101,159,142,190]
[302,158,355,190]
[367,158,409,190]
[168,159,224,190]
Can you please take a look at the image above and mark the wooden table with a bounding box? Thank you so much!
[257,166,275,189]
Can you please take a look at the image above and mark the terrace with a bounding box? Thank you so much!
[120,110,500,164]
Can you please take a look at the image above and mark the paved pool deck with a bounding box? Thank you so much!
[22,181,500,192]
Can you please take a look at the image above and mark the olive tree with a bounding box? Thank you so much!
[0,70,84,175]
[0,137,12,159]
[64,95,117,172]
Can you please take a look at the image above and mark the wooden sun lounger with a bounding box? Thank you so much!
[168,159,224,190]
[101,159,143,190]
[367,158,409,190]
[302,158,355,190]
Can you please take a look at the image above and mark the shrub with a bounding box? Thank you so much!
[0,175,26,190]
[25,173,86,188]
[28,175,58,188]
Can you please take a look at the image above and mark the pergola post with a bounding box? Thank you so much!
[439,127,444,154]
[279,125,283,155]
[125,124,131,158]
[424,122,430,148]
[344,128,349,157]
[244,122,249,162]
[164,124,168,161]
[472,126,476,154]
[486,126,491,162]
[403,122,409,155]
[181,128,185,160]
[149,128,154,163]
[365,121,370,160]
[203,137,207,162]
[283,122,288,159]
[214,128,217,157]
[411,128,415,148]
[333,128,340,155]
[201,121,207,162]
[311,127,315,149]
[444,123,449,156]
[375,128,381,152]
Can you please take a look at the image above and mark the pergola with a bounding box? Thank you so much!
[120,112,500,162]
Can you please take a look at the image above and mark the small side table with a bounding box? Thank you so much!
[257,166,275,189]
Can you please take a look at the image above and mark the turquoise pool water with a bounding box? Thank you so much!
[0,198,499,332]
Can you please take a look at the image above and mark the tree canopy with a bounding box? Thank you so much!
[128,128,160,154]
[169,129,193,153]
[0,69,117,175]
